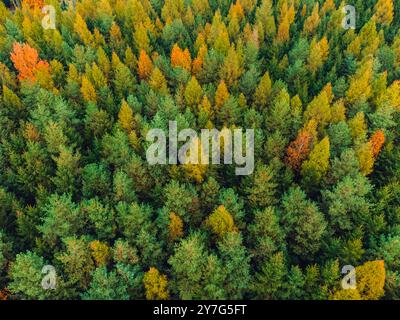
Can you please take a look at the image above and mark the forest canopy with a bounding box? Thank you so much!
[0,0,400,300]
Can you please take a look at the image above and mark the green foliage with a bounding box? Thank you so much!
[281,187,327,260]
[8,252,50,300]
[81,267,129,300]
[38,194,82,248]
[169,233,225,299]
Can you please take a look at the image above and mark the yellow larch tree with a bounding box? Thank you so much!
[184,76,203,107]
[356,142,375,176]
[149,67,169,95]
[215,80,229,109]
[348,112,367,143]
[308,37,329,74]
[90,240,111,267]
[373,0,394,26]
[219,45,243,87]
[254,71,272,108]
[81,76,97,103]
[355,260,386,300]
[133,23,151,54]
[118,100,134,133]
[303,3,320,35]
[74,13,94,46]
[346,58,373,106]
[183,136,208,183]
[143,267,170,300]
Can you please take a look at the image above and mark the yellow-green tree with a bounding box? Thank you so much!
[304,88,331,131]
[356,142,375,176]
[254,71,272,108]
[184,76,203,107]
[219,46,243,87]
[134,23,151,54]
[74,13,94,46]
[301,136,330,185]
[308,37,329,74]
[256,0,276,40]
[81,76,97,103]
[346,59,373,106]
[2,85,22,110]
[161,0,185,22]
[205,205,236,238]
[182,137,208,183]
[303,3,320,34]
[149,67,169,95]
[348,112,367,143]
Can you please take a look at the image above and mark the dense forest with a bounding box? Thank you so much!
[0,0,399,300]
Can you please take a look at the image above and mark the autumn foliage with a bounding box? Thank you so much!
[370,130,385,157]
[205,205,236,238]
[1,0,400,302]
[22,0,44,9]
[10,42,49,82]
[170,44,192,71]
[0,288,11,300]
[138,50,153,80]
[143,267,169,300]
[286,129,314,171]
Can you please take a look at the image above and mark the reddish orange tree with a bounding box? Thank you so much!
[10,42,49,82]
[370,130,385,157]
[0,288,11,300]
[285,129,313,171]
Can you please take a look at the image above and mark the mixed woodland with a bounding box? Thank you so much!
[0,0,400,300]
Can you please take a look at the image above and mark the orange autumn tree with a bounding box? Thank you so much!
[22,0,44,9]
[137,50,153,80]
[10,42,49,82]
[286,120,317,171]
[286,128,314,171]
[0,288,11,300]
[192,44,207,75]
[370,130,385,157]
[170,44,192,71]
